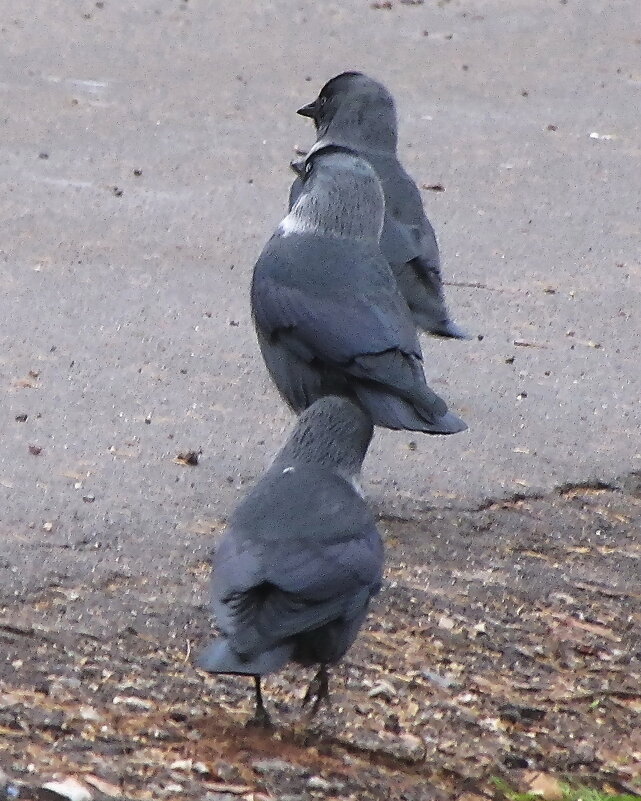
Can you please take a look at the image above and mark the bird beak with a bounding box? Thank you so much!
[290,158,306,178]
[296,101,318,119]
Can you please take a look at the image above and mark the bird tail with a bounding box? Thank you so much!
[420,317,471,340]
[393,257,472,340]
[195,638,293,676]
[354,385,467,434]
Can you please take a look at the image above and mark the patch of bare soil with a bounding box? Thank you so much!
[1,484,640,800]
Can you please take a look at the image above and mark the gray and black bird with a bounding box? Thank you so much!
[290,71,468,340]
[252,145,467,435]
[196,396,383,726]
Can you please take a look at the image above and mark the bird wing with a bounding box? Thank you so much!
[361,151,441,269]
[367,152,426,228]
[211,468,383,658]
[379,213,423,266]
[251,234,423,385]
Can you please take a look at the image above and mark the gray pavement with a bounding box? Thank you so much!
[1,0,640,596]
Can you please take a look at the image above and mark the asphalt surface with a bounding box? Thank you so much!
[1,0,640,596]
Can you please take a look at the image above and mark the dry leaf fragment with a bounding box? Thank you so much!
[513,339,546,348]
[169,759,209,773]
[610,697,641,713]
[83,775,122,798]
[456,794,488,801]
[524,771,564,800]
[573,581,637,599]
[368,679,397,699]
[176,450,200,466]
[170,759,193,771]
[42,776,93,801]
[344,730,426,763]
[406,700,420,717]
[111,695,154,710]
[421,669,457,689]
[77,705,103,722]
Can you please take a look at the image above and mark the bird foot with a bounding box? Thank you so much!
[245,707,274,730]
[301,666,330,718]
[246,676,273,729]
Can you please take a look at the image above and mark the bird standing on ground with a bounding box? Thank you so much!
[252,145,467,435]
[196,396,384,726]
[290,71,468,340]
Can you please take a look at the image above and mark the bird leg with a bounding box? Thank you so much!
[302,664,330,717]
[245,676,273,729]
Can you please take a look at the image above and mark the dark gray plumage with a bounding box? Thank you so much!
[291,71,468,340]
[196,396,383,724]
[252,146,467,435]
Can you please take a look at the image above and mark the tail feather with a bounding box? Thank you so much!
[355,385,467,434]
[418,316,471,340]
[195,638,293,676]
[392,257,470,340]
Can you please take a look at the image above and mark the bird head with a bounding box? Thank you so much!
[297,72,398,153]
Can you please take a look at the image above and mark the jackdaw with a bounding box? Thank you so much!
[291,71,468,340]
[252,146,467,435]
[196,396,383,726]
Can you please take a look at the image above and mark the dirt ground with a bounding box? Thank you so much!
[2,481,640,801]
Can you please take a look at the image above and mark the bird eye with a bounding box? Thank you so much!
[319,96,327,106]
[305,161,313,176]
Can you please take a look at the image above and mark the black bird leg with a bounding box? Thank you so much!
[302,664,331,717]
[245,675,273,729]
